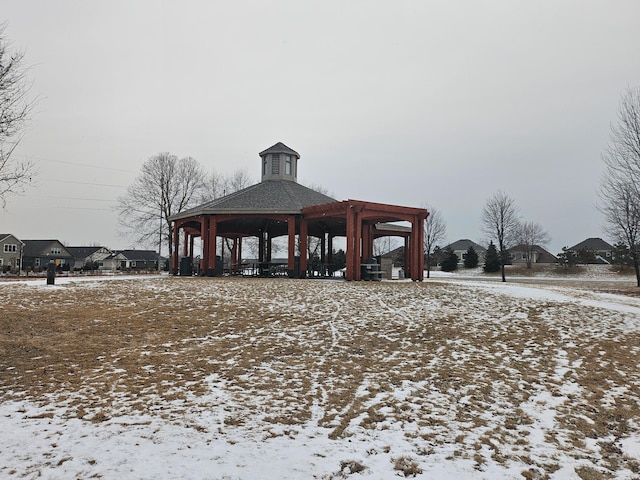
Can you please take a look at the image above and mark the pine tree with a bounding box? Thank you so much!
[483,241,501,273]
[440,247,459,272]
[463,246,479,268]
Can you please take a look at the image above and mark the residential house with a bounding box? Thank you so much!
[66,246,117,271]
[508,244,557,266]
[112,250,160,271]
[22,240,74,271]
[567,237,614,264]
[0,233,25,272]
[445,239,487,266]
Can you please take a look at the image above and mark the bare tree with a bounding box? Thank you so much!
[601,86,640,189]
[482,191,520,282]
[423,205,446,278]
[200,167,254,203]
[0,24,37,207]
[226,167,252,194]
[116,153,208,259]
[599,86,640,286]
[517,221,551,269]
[600,177,640,285]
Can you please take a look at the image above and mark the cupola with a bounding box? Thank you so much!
[259,142,300,182]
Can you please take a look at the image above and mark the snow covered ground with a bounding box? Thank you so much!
[1,274,639,479]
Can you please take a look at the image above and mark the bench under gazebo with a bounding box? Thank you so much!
[169,142,429,281]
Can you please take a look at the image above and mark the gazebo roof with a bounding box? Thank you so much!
[170,179,336,221]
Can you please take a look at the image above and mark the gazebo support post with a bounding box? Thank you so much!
[414,214,425,281]
[207,217,217,277]
[171,223,180,274]
[299,219,308,278]
[320,233,326,277]
[327,234,334,276]
[287,215,296,277]
[237,237,243,275]
[404,236,410,279]
[200,217,207,275]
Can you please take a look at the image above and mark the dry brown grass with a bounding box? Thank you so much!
[1,276,639,477]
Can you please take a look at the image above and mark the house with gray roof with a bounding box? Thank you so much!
[112,249,160,271]
[0,233,24,273]
[66,246,116,271]
[567,237,614,264]
[445,239,487,266]
[508,244,557,265]
[21,239,74,271]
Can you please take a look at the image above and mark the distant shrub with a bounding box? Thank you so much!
[440,247,458,272]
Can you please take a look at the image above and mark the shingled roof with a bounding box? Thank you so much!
[568,237,613,251]
[258,142,300,157]
[171,179,336,220]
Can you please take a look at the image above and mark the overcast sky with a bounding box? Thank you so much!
[2,1,640,255]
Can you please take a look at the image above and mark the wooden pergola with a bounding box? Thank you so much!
[169,143,429,281]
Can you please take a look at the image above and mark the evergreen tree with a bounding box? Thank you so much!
[576,247,596,264]
[431,246,445,267]
[463,246,479,268]
[612,243,632,267]
[483,241,501,273]
[556,247,578,268]
[440,247,459,272]
[332,249,346,270]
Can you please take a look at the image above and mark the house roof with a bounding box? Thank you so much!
[568,237,613,251]
[22,240,73,258]
[258,142,300,158]
[170,179,336,221]
[0,234,24,244]
[508,244,557,263]
[445,239,486,252]
[113,250,159,261]
[66,246,104,259]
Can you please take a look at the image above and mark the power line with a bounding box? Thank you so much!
[48,179,125,188]
[24,155,138,174]
[25,194,114,202]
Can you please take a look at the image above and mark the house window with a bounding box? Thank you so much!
[51,247,61,255]
[0,258,3,266]
[272,154,280,174]
[263,158,268,176]
[3,244,17,252]
[285,155,292,175]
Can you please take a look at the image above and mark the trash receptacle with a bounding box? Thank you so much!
[46,261,56,285]
[179,256,193,276]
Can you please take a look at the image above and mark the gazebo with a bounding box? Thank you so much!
[169,142,429,281]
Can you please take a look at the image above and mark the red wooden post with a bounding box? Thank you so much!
[404,236,410,279]
[182,230,189,257]
[416,214,425,281]
[207,217,217,276]
[354,209,362,280]
[327,234,334,276]
[299,218,308,277]
[172,223,179,274]
[362,223,372,260]
[200,216,208,274]
[288,215,296,276]
[345,206,356,280]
